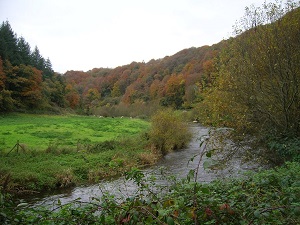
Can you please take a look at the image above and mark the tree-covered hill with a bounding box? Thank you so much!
[0,18,222,113]
[1,0,299,137]
[63,43,222,111]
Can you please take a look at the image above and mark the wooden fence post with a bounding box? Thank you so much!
[16,140,19,153]
[6,140,26,155]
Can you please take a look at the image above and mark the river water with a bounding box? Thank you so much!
[22,124,260,208]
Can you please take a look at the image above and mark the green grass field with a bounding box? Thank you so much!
[0,114,149,152]
[0,114,154,193]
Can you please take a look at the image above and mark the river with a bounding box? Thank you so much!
[21,124,260,208]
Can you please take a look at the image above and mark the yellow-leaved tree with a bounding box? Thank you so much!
[201,1,300,137]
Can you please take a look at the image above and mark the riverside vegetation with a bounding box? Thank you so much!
[1,110,299,225]
[1,152,299,224]
[0,110,191,194]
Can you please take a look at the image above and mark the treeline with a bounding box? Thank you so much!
[0,19,220,114]
[63,45,220,113]
[0,21,66,112]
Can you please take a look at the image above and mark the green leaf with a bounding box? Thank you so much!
[206,151,212,158]
[254,209,261,217]
[145,216,154,223]
[189,154,197,162]
[0,212,7,218]
[167,216,175,225]
[199,140,206,148]
[203,161,210,170]
[203,158,217,170]
[187,169,195,182]
[201,187,210,194]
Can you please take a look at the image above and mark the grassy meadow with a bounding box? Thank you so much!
[0,114,149,152]
[0,114,155,193]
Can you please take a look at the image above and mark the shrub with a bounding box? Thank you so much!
[268,136,300,162]
[149,109,192,155]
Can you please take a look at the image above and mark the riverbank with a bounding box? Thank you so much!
[0,110,191,195]
[0,135,158,195]
[17,125,205,207]
[2,161,299,224]
[0,114,154,194]
[2,121,299,224]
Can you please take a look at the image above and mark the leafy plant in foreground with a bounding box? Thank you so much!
[3,159,299,224]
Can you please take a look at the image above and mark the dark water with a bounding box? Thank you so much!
[21,125,260,207]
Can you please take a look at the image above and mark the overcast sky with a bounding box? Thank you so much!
[0,0,275,73]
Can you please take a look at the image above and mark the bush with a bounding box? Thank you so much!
[149,109,192,155]
[268,136,300,162]
[0,189,15,225]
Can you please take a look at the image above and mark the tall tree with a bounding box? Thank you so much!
[0,57,5,91]
[9,64,43,108]
[0,21,19,65]
[201,1,300,136]
[111,81,122,97]
[65,83,80,109]
[162,74,185,109]
[0,57,15,111]
[43,57,54,78]
[42,73,66,107]
[31,46,45,71]
[17,36,31,65]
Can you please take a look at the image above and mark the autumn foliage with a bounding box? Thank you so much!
[149,109,192,155]
[63,46,219,113]
[0,21,66,111]
[199,2,300,137]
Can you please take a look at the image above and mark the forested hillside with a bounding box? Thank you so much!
[63,44,221,113]
[0,19,221,113]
